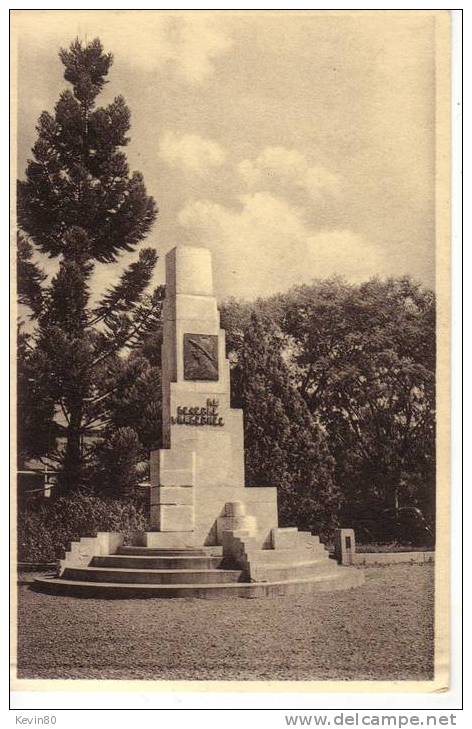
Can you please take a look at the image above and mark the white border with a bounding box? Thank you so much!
[5,1,464,718]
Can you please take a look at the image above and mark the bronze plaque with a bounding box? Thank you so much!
[183,334,219,381]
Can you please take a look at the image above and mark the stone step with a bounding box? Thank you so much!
[246,547,329,564]
[93,554,225,570]
[117,546,223,557]
[298,532,321,546]
[248,559,339,582]
[34,568,364,599]
[63,566,244,585]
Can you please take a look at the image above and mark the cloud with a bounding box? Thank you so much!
[238,146,341,202]
[171,15,233,84]
[178,192,382,299]
[159,131,226,175]
[14,12,232,84]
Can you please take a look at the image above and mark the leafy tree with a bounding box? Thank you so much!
[282,277,436,543]
[230,312,340,536]
[17,38,159,493]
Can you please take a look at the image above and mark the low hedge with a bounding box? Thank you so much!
[17,492,149,563]
[355,542,435,553]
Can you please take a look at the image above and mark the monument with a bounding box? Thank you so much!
[35,245,364,597]
[147,245,278,549]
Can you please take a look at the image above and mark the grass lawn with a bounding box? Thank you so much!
[16,564,434,682]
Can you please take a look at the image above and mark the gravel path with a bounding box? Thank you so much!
[16,564,434,681]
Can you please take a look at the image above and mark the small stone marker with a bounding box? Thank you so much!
[334,528,356,565]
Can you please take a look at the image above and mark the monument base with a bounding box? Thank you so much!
[148,486,278,548]
[34,517,365,599]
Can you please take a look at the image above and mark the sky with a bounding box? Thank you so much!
[14,10,438,301]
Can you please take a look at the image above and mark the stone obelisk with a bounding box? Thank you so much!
[147,245,277,548]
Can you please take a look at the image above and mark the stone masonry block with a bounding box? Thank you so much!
[158,486,194,505]
[166,245,213,297]
[159,504,194,532]
[159,468,195,487]
[149,450,160,484]
[59,532,123,576]
[145,531,197,549]
[149,505,161,529]
[160,447,195,470]
[216,514,257,544]
[221,529,250,551]
[271,527,299,550]
[175,295,218,321]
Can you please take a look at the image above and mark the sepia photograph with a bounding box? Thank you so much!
[10,8,453,694]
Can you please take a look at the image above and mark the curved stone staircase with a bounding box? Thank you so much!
[34,532,364,599]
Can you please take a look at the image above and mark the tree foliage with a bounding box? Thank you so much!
[282,277,435,541]
[229,312,340,536]
[18,38,156,263]
[94,426,141,499]
[17,233,47,317]
[17,326,57,467]
[222,276,436,544]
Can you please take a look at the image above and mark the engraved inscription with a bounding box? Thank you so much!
[171,398,224,427]
[183,333,218,381]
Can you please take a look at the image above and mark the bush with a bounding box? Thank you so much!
[17,492,149,563]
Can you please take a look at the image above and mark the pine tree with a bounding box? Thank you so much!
[95,426,141,499]
[17,39,159,493]
[231,312,340,536]
[18,38,156,262]
[17,232,47,317]
[17,325,57,467]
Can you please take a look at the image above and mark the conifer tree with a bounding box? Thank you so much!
[231,313,340,536]
[17,326,57,467]
[18,39,156,262]
[95,426,141,499]
[17,232,47,317]
[17,38,159,493]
